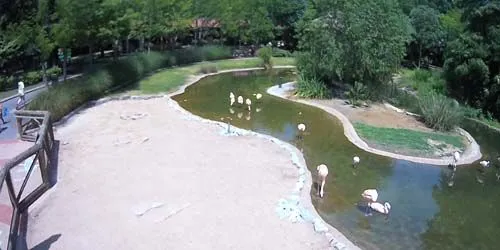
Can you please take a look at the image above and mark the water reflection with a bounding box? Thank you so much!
[173,70,500,249]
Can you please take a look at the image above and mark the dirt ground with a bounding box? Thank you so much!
[25,98,343,250]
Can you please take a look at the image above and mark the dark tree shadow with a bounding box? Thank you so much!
[31,234,62,250]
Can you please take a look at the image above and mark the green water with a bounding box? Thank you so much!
[172,70,500,250]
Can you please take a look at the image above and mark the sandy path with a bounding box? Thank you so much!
[26,98,337,250]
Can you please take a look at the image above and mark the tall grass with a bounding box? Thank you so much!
[399,68,446,95]
[28,46,234,121]
[418,92,464,131]
[296,74,329,98]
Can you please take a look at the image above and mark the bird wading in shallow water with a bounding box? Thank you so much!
[316,164,329,198]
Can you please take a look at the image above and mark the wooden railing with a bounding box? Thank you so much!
[0,110,56,250]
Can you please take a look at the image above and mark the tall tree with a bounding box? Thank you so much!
[410,5,443,67]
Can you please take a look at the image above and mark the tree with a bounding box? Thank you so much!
[439,8,465,42]
[297,0,412,88]
[409,5,443,67]
[35,0,55,87]
[266,0,306,49]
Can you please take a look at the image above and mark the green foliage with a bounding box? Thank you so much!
[439,8,465,41]
[25,71,42,85]
[297,0,412,87]
[47,66,63,80]
[400,69,447,95]
[257,47,273,69]
[410,5,443,66]
[418,91,464,131]
[296,74,329,99]
[346,82,369,106]
[271,48,293,57]
[199,46,232,61]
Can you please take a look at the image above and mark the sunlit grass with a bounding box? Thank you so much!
[354,122,465,153]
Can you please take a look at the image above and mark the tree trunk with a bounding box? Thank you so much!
[126,37,130,54]
[113,39,119,61]
[89,45,94,65]
[140,37,145,52]
[63,54,67,83]
[418,43,422,68]
[42,61,48,88]
[100,47,105,58]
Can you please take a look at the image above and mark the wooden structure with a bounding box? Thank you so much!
[0,110,56,250]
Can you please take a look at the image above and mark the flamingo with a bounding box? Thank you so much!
[453,151,460,164]
[237,96,244,105]
[353,156,360,168]
[297,123,306,132]
[369,202,391,215]
[230,97,235,106]
[245,98,252,111]
[230,92,235,100]
[361,189,378,203]
[253,93,263,100]
[229,108,235,114]
[316,164,329,198]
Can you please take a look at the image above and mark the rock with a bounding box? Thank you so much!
[313,218,329,233]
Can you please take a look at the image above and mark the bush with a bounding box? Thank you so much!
[28,46,234,121]
[200,45,232,61]
[47,66,63,81]
[25,71,42,85]
[345,82,369,106]
[417,92,464,131]
[272,48,293,57]
[198,63,218,74]
[296,74,329,98]
[412,69,432,82]
[257,47,273,69]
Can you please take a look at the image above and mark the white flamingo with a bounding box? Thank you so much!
[237,96,244,105]
[297,123,306,132]
[237,112,243,119]
[229,108,235,114]
[316,164,329,198]
[361,189,378,204]
[230,92,235,100]
[369,202,391,215]
[245,98,252,111]
[480,160,490,168]
[253,93,263,100]
[453,151,460,164]
[230,97,235,106]
[353,156,360,167]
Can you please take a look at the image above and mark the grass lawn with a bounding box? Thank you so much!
[354,122,465,154]
[118,57,295,95]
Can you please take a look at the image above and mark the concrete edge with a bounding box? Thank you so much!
[45,66,357,250]
[266,82,482,166]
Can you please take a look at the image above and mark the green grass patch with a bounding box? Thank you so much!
[397,68,446,95]
[354,122,465,153]
[137,57,295,94]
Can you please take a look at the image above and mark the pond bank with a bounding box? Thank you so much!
[267,82,482,166]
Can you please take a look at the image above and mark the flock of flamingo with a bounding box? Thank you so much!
[227,91,499,219]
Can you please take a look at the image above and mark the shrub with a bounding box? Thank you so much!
[272,48,293,57]
[412,69,432,82]
[28,46,234,121]
[296,74,329,98]
[417,92,464,131]
[47,66,63,81]
[198,63,218,74]
[345,82,369,106]
[25,71,42,85]
[200,45,232,61]
[257,47,273,69]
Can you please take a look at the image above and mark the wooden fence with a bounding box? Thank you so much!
[0,110,56,250]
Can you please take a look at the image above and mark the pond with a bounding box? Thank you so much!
[172,69,500,250]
